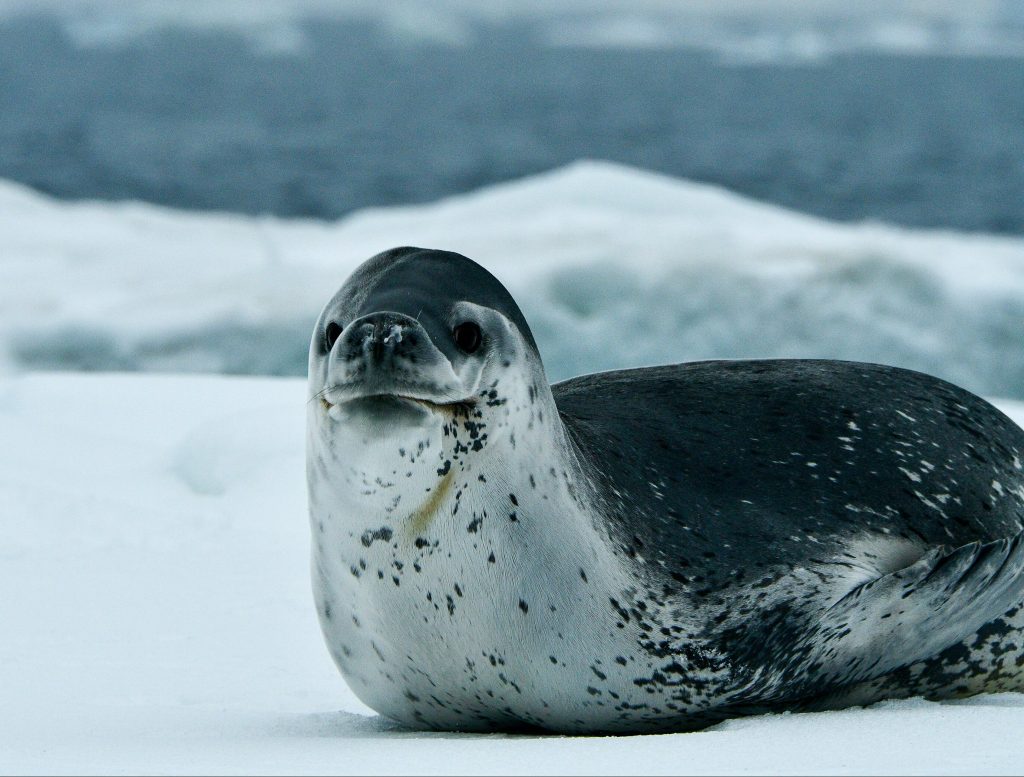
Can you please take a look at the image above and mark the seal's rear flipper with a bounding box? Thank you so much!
[749,530,1024,700]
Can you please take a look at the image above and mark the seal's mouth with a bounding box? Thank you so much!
[320,393,472,415]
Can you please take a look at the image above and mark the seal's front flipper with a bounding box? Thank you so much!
[743,530,1024,701]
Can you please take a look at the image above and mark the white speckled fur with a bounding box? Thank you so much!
[308,304,646,731]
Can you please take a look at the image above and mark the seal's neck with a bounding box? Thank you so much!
[396,371,616,585]
[308,359,600,543]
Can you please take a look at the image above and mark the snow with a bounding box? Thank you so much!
[2,370,1024,775]
[4,160,1024,398]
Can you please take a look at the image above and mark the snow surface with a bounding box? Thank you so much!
[4,160,1024,398]
[2,370,1024,775]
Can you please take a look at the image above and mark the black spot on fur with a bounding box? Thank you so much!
[360,526,394,548]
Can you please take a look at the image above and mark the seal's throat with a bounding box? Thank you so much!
[408,468,456,536]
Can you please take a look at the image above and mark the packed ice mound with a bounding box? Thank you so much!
[3,160,1024,397]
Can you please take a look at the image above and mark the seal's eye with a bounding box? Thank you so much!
[452,322,482,354]
[324,321,342,351]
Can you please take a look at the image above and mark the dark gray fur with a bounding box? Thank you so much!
[557,361,1024,715]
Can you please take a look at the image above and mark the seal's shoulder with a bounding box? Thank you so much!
[550,358,1024,571]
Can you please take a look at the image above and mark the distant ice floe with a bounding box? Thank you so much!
[2,0,1023,61]
[3,159,1024,398]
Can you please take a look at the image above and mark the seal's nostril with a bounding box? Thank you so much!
[345,313,422,361]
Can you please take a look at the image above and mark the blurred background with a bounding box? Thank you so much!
[2,0,1023,396]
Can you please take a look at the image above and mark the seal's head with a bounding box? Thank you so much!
[307,247,548,517]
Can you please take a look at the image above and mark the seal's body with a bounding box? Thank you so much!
[307,247,1024,733]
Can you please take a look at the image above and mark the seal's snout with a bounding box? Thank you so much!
[340,311,420,366]
[324,310,467,407]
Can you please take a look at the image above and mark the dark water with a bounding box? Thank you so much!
[1,16,1023,232]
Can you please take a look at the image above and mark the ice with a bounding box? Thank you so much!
[3,1,1022,60]
[2,370,1023,774]
[3,161,1024,397]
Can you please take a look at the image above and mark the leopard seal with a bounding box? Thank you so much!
[307,246,1024,734]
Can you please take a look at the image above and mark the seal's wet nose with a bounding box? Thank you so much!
[341,312,422,365]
